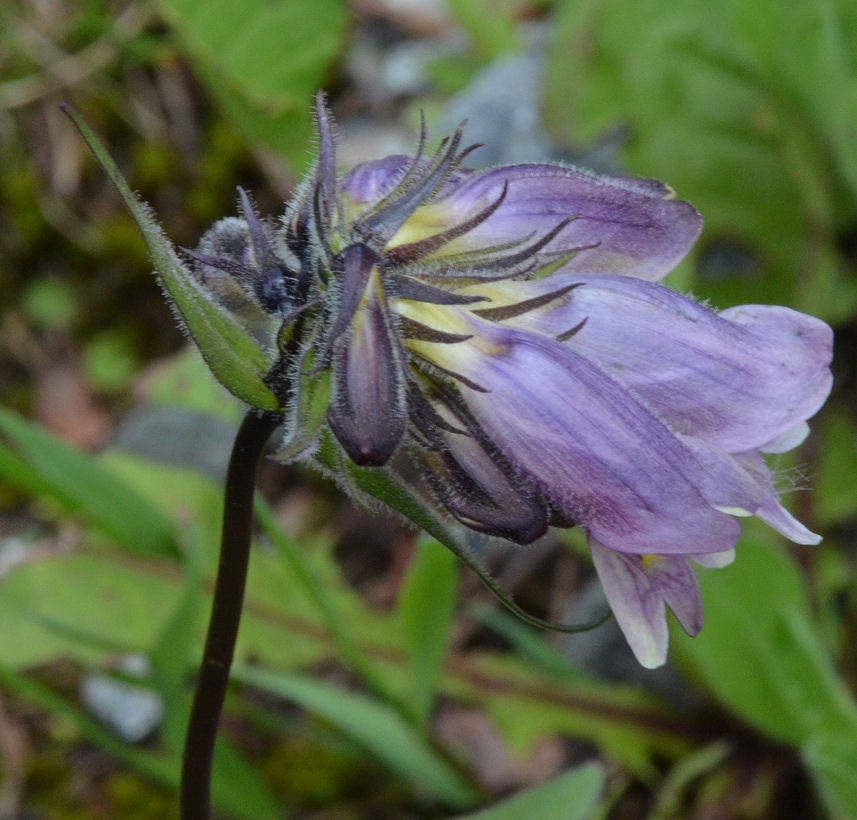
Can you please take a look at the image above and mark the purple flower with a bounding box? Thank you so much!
[189,93,833,667]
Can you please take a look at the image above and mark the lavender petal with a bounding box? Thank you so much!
[418,164,703,281]
[420,319,741,555]
[590,539,702,668]
[469,274,833,454]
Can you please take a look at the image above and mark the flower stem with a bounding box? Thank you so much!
[181,410,281,819]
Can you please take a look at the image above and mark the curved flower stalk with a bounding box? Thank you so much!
[66,94,833,669]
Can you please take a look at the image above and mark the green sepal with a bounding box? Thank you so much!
[62,105,280,411]
[275,349,332,462]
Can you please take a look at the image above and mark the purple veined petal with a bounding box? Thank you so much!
[590,538,702,669]
[327,262,406,466]
[411,316,741,555]
[672,434,767,513]
[397,164,702,282]
[463,274,833,454]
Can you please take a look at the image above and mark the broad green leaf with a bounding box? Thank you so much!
[398,536,458,727]
[803,731,857,818]
[447,0,520,59]
[545,0,857,321]
[675,531,857,746]
[191,57,317,170]
[97,450,226,556]
[0,552,182,668]
[457,761,604,820]
[155,0,347,166]
[62,105,280,410]
[234,665,479,808]
[0,407,175,557]
[815,407,857,525]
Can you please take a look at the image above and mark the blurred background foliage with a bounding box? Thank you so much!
[1,0,857,817]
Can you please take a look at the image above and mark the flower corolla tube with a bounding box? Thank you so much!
[162,94,833,667]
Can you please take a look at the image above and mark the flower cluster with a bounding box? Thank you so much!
[180,93,832,667]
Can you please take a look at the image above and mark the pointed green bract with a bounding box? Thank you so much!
[61,105,280,411]
[276,356,332,462]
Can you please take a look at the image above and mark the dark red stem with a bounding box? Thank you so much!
[180,410,281,819]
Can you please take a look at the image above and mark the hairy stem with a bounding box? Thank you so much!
[181,410,281,819]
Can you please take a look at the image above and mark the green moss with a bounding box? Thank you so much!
[103,771,175,819]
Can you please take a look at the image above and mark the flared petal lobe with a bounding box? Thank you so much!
[404,314,742,555]
[590,539,703,668]
[461,274,833,453]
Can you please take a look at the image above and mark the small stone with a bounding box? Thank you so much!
[80,655,164,744]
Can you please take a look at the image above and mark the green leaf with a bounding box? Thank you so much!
[675,531,857,747]
[815,406,857,526]
[234,665,479,808]
[0,552,183,668]
[209,740,282,819]
[446,0,520,59]
[155,0,347,166]
[0,407,176,557]
[545,0,857,321]
[803,731,857,818]
[148,543,204,753]
[469,605,586,682]
[398,536,458,727]
[61,105,280,410]
[253,497,398,706]
[457,761,604,820]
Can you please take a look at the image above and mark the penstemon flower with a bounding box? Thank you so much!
[67,93,833,669]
